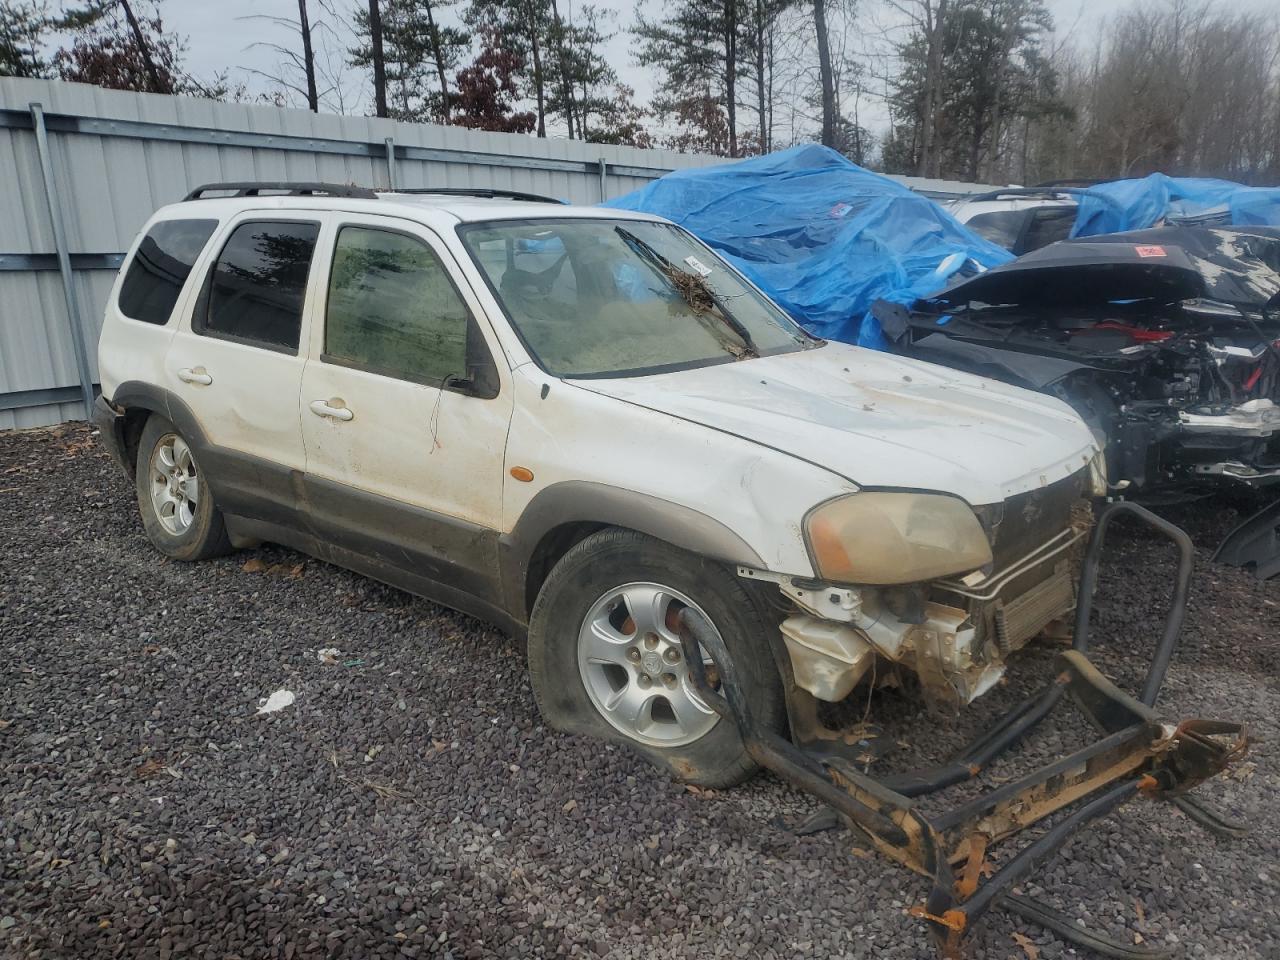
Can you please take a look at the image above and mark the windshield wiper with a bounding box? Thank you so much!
[615,226,759,359]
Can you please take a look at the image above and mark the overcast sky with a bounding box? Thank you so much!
[146,0,1272,141]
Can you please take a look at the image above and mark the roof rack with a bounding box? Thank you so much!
[1033,178,1105,188]
[184,182,378,201]
[390,187,567,205]
[961,186,1087,203]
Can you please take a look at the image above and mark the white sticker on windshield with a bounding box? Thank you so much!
[683,256,713,277]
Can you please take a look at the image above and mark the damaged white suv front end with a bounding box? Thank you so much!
[563,335,1105,715]
[758,473,1099,710]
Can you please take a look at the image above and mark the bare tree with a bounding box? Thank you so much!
[297,0,318,110]
[118,0,168,92]
[368,0,388,117]
[812,0,836,146]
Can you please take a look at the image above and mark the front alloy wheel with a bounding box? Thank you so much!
[577,582,720,747]
[527,528,786,788]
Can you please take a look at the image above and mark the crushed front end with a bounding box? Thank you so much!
[691,502,1248,958]
[748,466,1096,718]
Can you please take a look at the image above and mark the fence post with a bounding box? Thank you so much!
[598,158,608,202]
[384,136,397,190]
[30,102,95,420]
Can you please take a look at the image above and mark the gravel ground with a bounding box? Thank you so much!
[1,423,1277,960]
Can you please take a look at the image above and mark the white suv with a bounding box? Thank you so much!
[95,182,1102,787]
[947,188,1079,254]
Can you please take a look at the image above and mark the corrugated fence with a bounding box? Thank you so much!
[0,77,994,430]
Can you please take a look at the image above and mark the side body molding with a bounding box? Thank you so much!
[106,387,767,635]
[499,480,766,621]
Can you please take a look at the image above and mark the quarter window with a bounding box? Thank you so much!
[200,220,320,351]
[1021,208,1076,252]
[118,218,218,325]
[324,226,470,385]
[964,210,1026,251]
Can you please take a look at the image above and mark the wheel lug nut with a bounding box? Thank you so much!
[661,673,678,689]
[663,647,680,663]
[636,674,652,688]
[643,633,659,650]
[626,647,641,663]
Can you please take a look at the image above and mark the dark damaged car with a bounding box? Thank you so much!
[875,225,1280,576]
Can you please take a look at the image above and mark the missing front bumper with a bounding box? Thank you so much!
[680,501,1249,958]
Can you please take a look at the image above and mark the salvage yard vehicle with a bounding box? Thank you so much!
[876,224,1280,578]
[95,182,1247,957]
[946,186,1082,255]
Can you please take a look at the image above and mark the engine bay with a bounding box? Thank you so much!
[877,225,1280,500]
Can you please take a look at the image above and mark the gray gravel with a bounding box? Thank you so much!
[1,423,1277,960]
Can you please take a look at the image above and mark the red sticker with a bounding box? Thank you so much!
[1135,245,1166,258]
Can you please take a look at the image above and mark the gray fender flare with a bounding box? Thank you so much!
[498,480,765,621]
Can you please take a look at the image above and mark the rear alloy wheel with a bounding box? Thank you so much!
[148,434,200,536]
[528,528,786,788]
[134,415,232,562]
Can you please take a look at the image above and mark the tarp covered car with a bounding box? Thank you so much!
[1074,174,1280,237]
[875,225,1280,575]
[604,144,1012,347]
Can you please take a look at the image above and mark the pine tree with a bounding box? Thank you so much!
[353,0,470,122]
[635,0,743,156]
[0,1,50,78]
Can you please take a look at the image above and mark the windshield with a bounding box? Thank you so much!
[458,218,815,378]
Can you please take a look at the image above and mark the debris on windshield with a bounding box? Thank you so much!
[665,262,717,313]
[616,226,760,359]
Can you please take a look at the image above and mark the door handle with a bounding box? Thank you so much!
[309,398,354,421]
[177,366,212,385]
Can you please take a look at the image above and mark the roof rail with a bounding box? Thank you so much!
[390,187,567,205]
[184,182,378,201]
[1033,178,1106,189]
[961,186,1087,203]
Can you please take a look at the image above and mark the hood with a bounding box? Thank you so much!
[929,225,1280,312]
[570,343,1097,506]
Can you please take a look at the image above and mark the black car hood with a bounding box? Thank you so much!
[925,225,1280,312]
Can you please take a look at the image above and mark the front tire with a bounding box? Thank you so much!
[527,529,785,788]
[135,415,232,562]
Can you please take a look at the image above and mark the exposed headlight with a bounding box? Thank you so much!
[804,492,993,585]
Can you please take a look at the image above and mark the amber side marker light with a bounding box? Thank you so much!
[510,466,535,482]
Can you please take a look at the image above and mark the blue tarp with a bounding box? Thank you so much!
[603,145,1013,348]
[1074,174,1280,237]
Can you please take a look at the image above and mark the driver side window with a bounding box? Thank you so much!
[324,226,471,387]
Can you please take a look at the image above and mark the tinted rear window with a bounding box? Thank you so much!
[118,219,218,325]
[964,210,1026,250]
[1022,208,1076,252]
[200,220,320,352]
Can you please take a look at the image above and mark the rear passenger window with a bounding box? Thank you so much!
[324,226,470,385]
[118,219,218,325]
[199,220,320,352]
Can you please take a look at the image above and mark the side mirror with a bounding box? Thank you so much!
[449,318,500,399]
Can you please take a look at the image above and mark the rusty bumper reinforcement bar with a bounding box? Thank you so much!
[677,501,1249,959]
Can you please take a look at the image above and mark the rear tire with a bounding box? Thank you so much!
[527,529,785,788]
[135,415,232,562]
